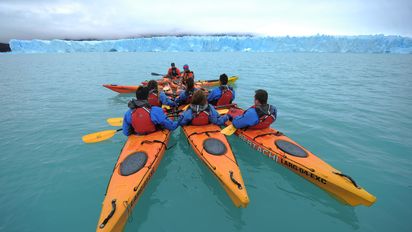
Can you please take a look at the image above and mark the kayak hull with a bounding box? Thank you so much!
[182,124,249,208]
[227,107,376,207]
[103,76,239,94]
[96,130,170,231]
[102,84,140,94]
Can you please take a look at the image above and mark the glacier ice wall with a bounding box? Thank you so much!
[9,35,412,54]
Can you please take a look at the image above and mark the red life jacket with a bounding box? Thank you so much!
[131,106,157,135]
[148,90,161,106]
[216,86,233,106]
[248,105,275,129]
[191,106,210,126]
[168,67,180,78]
[182,71,194,80]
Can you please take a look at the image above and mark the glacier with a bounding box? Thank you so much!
[8,35,412,54]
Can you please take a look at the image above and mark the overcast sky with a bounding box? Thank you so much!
[0,0,411,43]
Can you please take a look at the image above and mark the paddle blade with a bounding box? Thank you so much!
[182,104,189,111]
[221,124,237,136]
[151,72,163,76]
[82,130,118,143]
[107,118,123,127]
[216,109,229,115]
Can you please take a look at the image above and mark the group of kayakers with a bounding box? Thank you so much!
[164,62,194,89]
[122,63,277,136]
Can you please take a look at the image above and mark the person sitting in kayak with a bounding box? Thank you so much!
[180,64,194,86]
[165,62,181,79]
[147,80,176,107]
[207,73,235,106]
[122,86,179,136]
[164,62,181,89]
[231,89,277,129]
[178,90,230,126]
[174,78,198,106]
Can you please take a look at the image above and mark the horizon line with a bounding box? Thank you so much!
[3,33,412,43]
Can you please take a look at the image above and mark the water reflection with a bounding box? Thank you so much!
[231,136,359,230]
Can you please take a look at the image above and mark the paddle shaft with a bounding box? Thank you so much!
[151,72,165,76]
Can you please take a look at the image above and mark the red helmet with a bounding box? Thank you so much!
[183,64,189,70]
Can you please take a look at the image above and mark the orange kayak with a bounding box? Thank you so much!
[182,124,249,207]
[227,107,376,207]
[96,130,170,231]
[102,84,139,94]
[103,76,238,94]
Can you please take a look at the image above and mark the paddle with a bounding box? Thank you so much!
[215,103,236,109]
[151,72,165,76]
[82,129,122,143]
[221,124,237,136]
[107,118,123,127]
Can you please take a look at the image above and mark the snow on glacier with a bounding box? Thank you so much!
[9,35,412,54]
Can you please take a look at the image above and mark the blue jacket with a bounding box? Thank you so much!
[178,104,229,126]
[207,85,235,104]
[122,100,179,136]
[159,91,176,107]
[175,88,198,106]
[232,104,277,129]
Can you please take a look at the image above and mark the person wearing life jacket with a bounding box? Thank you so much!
[178,90,230,126]
[122,86,179,136]
[231,89,277,130]
[180,64,194,86]
[166,62,181,79]
[164,62,181,89]
[207,73,235,106]
[147,80,176,107]
[175,77,198,106]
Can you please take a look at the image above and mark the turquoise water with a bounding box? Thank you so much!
[0,52,411,232]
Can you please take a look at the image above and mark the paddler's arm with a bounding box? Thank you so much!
[122,109,134,136]
[232,108,259,129]
[150,107,179,131]
[230,87,236,102]
[175,91,187,106]
[159,91,176,107]
[207,87,220,103]
[209,106,229,126]
[177,109,193,126]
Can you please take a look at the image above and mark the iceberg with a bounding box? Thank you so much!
[9,35,412,54]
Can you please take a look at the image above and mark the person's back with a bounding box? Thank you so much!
[207,73,235,106]
[231,89,277,130]
[178,90,230,126]
[122,86,179,136]
[175,78,197,106]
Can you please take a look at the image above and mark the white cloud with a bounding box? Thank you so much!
[0,0,411,42]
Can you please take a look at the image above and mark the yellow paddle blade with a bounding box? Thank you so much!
[162,105,171,110]
[107,118,123,127]
[183,104,189,111]
[221,124,237,136]
[82,130,118,143]
[216,109,229,115]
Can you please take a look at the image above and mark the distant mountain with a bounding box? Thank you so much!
[0,43,11,52]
